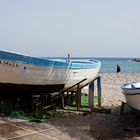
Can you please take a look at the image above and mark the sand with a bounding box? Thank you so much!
[48,73,140,140]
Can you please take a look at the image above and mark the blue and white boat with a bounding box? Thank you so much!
[0,50,101,94]
[121,82,140,111]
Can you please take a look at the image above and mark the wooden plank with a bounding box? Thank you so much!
[88,81,94,109]
[97,76,102,107]
[61,92,65,109]
[76,84,81,111]
[59,78,87,93]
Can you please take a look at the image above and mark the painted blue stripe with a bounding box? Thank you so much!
[0,50,101,69]
[70,60,101,69]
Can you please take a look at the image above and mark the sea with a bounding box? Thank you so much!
[95,57,140,73]
[0,50,140,73]
[49,57,140,73]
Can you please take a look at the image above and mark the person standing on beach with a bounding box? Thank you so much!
[116,64,121,76]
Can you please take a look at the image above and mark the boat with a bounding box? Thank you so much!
[121,82,140,111]
[130,58,140,62]
[0,50,101,94]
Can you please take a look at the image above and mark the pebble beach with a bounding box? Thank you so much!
[100,73,140,108]
[48,73,140,140]
[0,73,140,140]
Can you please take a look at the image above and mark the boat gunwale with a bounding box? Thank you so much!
[0,50,101,69]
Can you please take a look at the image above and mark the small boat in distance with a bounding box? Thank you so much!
[121,82,140,111]
[129,58,140,62]
[0,50,101,94]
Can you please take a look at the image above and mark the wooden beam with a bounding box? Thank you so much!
[76,83,81,111]
[97,76,102,107]
[61,92,65,109]
[59,78,87,93]
[88,81,94,109]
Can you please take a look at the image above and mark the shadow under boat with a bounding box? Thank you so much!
[0,83,64,95]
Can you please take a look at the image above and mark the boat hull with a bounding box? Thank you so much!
[0,63,67,93]
[122,92,140,111]
[0,63,68,85]
[0,50,101,94]
[0,63,100,93]
[122,82,140,111]
[64,67,100,89]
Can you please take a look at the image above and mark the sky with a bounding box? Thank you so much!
[0,0,140,58]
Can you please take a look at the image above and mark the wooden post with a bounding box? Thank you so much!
[120,101,125,115]
[32,95,40,115]
[97,76,102,107]
[40,93,46,104]
[70,92,73,105]
[76,83,81,111]
[66,92,68,104]
[88,81,94,109]
[61,92,65,109]
[67,53,70,62]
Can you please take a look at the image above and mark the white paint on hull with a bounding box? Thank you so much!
[122,82,140,110]
[0,61,100,89]
[64,66,100,89]
[123,93,140,110]
[0,64,69,85]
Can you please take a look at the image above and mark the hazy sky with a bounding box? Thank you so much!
[0,0,140,57]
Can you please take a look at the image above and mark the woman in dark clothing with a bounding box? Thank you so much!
[116,64,121,73]
[116,64,121,77]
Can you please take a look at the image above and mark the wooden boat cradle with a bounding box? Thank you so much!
[31,76,105,118]
[0,75,110,118]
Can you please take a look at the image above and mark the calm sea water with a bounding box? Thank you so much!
[96,58,140,73]
[1,49,139,73]
[50,57,140,73]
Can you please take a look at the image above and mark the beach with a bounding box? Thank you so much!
[48,73,140,140]
[99,73,140,108]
